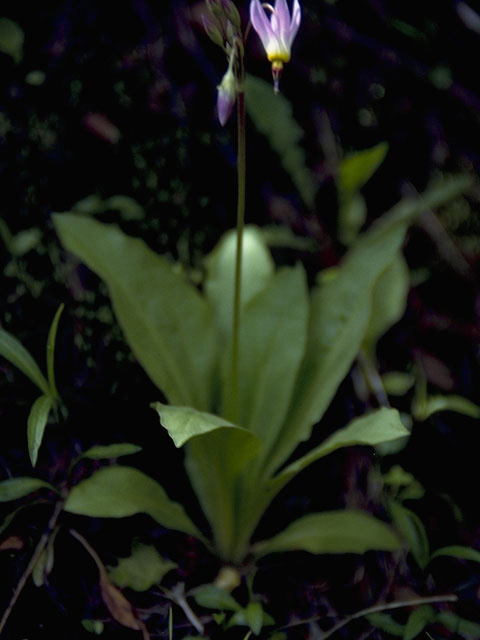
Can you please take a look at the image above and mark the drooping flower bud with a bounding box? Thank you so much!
[202,14,224,48]
[221,0,241,30]
[206,0,224,20]
[217,66,237,126]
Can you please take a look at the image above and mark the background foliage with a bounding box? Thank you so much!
[1,1,480,638]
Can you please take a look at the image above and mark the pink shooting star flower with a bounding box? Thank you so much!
[249,0,301,93]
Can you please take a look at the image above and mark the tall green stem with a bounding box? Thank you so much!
[230,88,246,424]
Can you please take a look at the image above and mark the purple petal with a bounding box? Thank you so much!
[250,0,275,50]
[287,0,301,47]
[274,0,291,39]
[217,89,235,126]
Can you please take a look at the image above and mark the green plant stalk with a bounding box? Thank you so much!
[229,88,246,424]
[210,473,237,561]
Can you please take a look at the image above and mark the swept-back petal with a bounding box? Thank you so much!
[274,0,291,38]
[287,0,301,47]
[250,0,275,50]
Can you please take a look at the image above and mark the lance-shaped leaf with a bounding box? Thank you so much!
[46,303,64,400]
[222,264,309,452]
[0,329,49,395]
[264,175,472,476]
[0,477,57,502]
[225,266,308,558]
[80,443,142,460]
[404,606,435,640]
[389,500,430,569]
[278,408,408,484]
[436,611,480,638]
[338,143,389,205]
[64,466,203,541]
[362,255,410,357]
[337,143,388,245]
[27,394,53,467]
[430,545,480,564]
[264,204,418,476]
[252,510,402,557]
[152,402,261,558]
[54,214,216,410]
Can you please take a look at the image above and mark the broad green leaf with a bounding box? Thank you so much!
[108,543,177,591]
[204,225,274,343]
[153,402,248,449]
[245,74,316,208]
[27,394,53,467]
[404,606,435,640]
[80,443,142,460]
[0,477,57,501]
[230,266,309,545]
[54,214,216,410]
[339,143,388,202]
[362,255,410,356]
[224,265,309,452]
[185,425,261,560]
[436,611,480,638]
[0,18,24,63]
[253,510,402,557]
[46,303,64,400]
[0,329,50,395]
[64,466,203,541]
[389,500,430,569]
[430,544,480,564]
[367,613,404,636]
[192,585,241,612]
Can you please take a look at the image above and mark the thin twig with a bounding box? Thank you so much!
[0,498,64,635]
[280,594,458,639]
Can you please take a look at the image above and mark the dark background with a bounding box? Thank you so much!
[1,1,480,638]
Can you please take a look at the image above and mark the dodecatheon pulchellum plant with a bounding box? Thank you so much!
[249,0,301,93]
